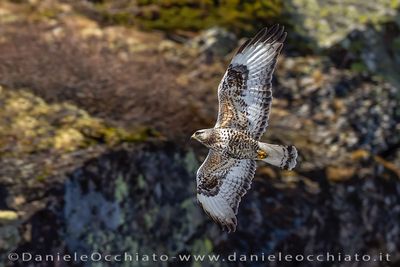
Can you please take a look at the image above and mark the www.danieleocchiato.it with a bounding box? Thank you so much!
[7,251,391,263]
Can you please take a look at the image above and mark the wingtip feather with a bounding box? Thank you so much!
[234,24,287,61]
[197,193,238,233]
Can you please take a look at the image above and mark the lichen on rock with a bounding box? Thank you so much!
[287,0,400,48]
[0,86,149,157]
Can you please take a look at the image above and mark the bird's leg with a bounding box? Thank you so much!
[257,149,268,159]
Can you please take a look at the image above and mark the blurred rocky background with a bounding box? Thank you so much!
[0,0,399,266]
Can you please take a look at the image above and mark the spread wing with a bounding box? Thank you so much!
[196,151,256,232]
[216,24,286,139]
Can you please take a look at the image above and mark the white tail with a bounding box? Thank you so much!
[258,142,298,170]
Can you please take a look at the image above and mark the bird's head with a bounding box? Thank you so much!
[191,129,213,145]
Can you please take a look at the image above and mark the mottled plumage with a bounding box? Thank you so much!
[192,25,298,232]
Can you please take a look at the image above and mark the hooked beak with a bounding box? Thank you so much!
[191,134,196,140]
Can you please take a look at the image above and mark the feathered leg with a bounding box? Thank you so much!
[257,142,297,170]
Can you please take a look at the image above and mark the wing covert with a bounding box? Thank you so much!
[215,25,286,139]
[196,151,256,232]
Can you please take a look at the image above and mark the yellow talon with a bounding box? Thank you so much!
[257,149,268,159]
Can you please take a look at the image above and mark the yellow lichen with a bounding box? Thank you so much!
[0,210,18,222]
[326,166,356,182]
[351,149,370,160]
[53,128,85,151]
[0,86,152,159]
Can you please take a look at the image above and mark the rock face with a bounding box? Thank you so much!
[3,143,400,267]
[287,0,400,86]
[287,0,399,48]
[273,56,400,170]
[327,20,400,86]
[62,145,203,262]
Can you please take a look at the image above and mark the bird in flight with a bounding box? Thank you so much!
[191,25,298,232]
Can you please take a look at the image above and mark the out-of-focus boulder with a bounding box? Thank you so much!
[62,145,207,265]
[287,0,399,48]
[328,20,400,86]
[272,56,400,170]
[188,27,238,61]
[287,0,400,85]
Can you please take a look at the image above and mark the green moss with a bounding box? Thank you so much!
[115,175,129,203]
[350,62,368,73]
[0,86,155,181]
[289,0,400,48]
[137,174,146,190]
[183,149,199,174]
[96,126,153,145]
[393,37,400,49]
[143,207,159,229]
[349,40,364,53]
[38,9,58,19]
[101,11,133,25]
[191,238,213,267]
[35,168,51,182]
[94,0,284,33]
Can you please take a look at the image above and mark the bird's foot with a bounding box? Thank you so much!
[257,149,268,159]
